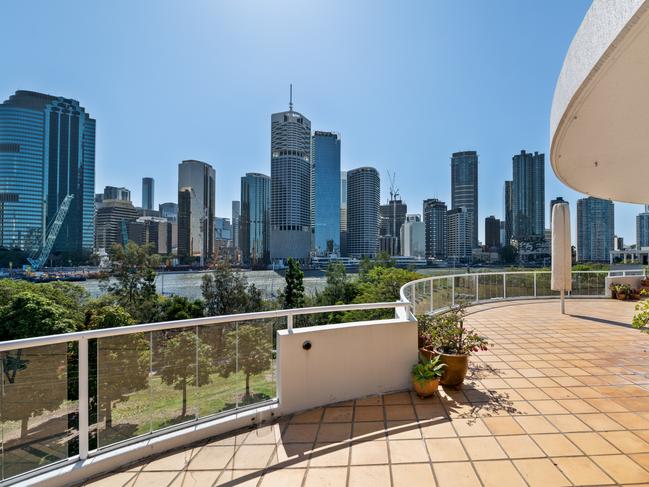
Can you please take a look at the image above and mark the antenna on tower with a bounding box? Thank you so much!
[289,84,293,111]
[387,170,400,202]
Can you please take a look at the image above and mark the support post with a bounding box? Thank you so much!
[78,337,89,460]
[533,272,537,297]
[503,273,507,299]
[287,314,293,333]
[451,278,455,307]
[474,274,479,303]
[560,289,565,314]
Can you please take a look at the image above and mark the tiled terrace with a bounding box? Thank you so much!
[85,299,649,487]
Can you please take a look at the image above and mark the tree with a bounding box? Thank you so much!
[102,242,160,323]
[216,324,272,399]
[283,258,304,309]
[159,295,204,321]
[84,303,149,431]
[499,245,518,265]
[158,332,214,417]
[0,292,77,438]
[318,261,358,306]
[201,262,263,315]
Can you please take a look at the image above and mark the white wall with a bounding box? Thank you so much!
[277,318,417,415]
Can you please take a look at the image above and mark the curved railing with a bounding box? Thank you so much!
[399,270,610,317]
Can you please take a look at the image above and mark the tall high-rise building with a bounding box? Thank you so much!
[347,167,380,258]
[637,210,649,249]
[270,94,311,262]
[576,197,614,262]
[549,197,567,228]
[400,214,425,258]
[380,199,407,255]
[512,150,545,241]
[231,201,241,251]
[503,180,513,245]
[177,160,216,262]
[95,200,137,250]
[159,202,178,222]
[0,90,95,255]
[240,173,271,267]
[423,198,447,260]
[340,171,348,256]
[104,186,131,202]
[485,216,501,249]
[447,207,472,262]
[142,177,154,210]
[451,151,478,247]
[312,131,341,255]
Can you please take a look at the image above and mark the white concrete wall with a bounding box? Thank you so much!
[604,276,644,297]
[277,318,417,415]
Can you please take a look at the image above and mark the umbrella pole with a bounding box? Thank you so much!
[560,289,565,314]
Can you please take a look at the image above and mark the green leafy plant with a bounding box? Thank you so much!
[632,298,649,333]
[417,307,489,355]
[615,284,632,295]
[411,355,446,385]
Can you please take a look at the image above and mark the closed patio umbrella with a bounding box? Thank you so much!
[551,202,572,314]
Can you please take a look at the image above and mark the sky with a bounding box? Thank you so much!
[3,0,638,244]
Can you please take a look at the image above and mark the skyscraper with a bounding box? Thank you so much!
[142,177,154,210]
[177,160,216,262]
[447,207,472,262]
[0,90,95,256]
[485,216,501,249]
[512,150,545,241]
[231,201,241,251]
[423,198,447,260]
[347,167,380,258]
[340,171,348,257]
[380,199,407,255]
[240,173,271,267]
[270,92,311,262]
[105,186,131,202]
[451,151,478,247]
[576,197,614,262]
[637,210,649,249]
[159,202,178,222]
[312,131,341,255]
[503,180,513,246]
[400,214,425,259]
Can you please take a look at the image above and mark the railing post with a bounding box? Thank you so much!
[287,314,293,333]
[503,273,507,299]
[451,277,455,307]
[533,272,537,297]
[474,274,479,303]
[430,280,434,313]
[78,337,89,461]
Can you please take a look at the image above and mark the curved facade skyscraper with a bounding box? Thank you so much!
[270,102,311,263]
[0,90,95,256]
[347,167,380,258]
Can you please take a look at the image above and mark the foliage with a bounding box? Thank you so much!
[499,245,518,265]
[216,324,272,398]
[283,257,305,309]
[317,261,358,306]
[0,291,77,341]
[201,261,264,315]
[614,284,632,295]
[633,298,649,333]
[417,307,489,355]
[411,355,446,385]
[158,332,215,417]
[159,295,204,321]
[102,242,160,323]
[572,263,609,271]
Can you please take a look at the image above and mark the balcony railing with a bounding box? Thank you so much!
[0,301,408,485]
[399,270,610,316]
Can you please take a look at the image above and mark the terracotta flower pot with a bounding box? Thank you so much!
[418,347,436,361]
[617,293,627,301]
[412,378,440,398]
[437,352,469,386]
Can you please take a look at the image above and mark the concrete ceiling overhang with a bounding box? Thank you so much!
[550,0,649,204]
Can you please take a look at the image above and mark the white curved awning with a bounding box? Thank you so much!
[550,0,649,204]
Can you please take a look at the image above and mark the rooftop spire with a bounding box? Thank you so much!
[289,84,293,111]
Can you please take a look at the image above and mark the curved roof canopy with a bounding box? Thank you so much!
[550,0,649,204]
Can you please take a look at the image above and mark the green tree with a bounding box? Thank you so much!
[103,242,160,322]
[201,262,263,315]
[318,261,358,306]
[283,257,304,309]
[0,292,77,438]
[159,295,204,321]
[499,245,518,265]
[216,324,272,399]
[158,332,214,417]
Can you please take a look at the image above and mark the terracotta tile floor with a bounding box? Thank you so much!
[86,299,649,486]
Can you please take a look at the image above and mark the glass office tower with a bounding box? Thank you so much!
[451,151,478,248]
[347,167,380,258]
[241,173,271,267]
[512,150,545,241]
[577,196,614,262]
[0,90,95,255]
[142,177,154,210]
[312,131,341,255]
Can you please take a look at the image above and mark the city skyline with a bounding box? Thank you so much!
[8,0,644,246]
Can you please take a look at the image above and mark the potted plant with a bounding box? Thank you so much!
[411,355,446,398]
[417,307,489,387]
[609,283,618,299]
[615,284,632,301]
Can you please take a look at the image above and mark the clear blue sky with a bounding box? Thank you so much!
[3,0,638,244]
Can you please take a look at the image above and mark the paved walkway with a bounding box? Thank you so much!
[87,299,649,486]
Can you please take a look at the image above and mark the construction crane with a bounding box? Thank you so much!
[386,171,401,239]
[27,194,74,270]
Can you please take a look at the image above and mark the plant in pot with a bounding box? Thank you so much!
[417,306,489,387]
[615,284,632,301]
[609,283,618,299]
[411,355,446,398]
